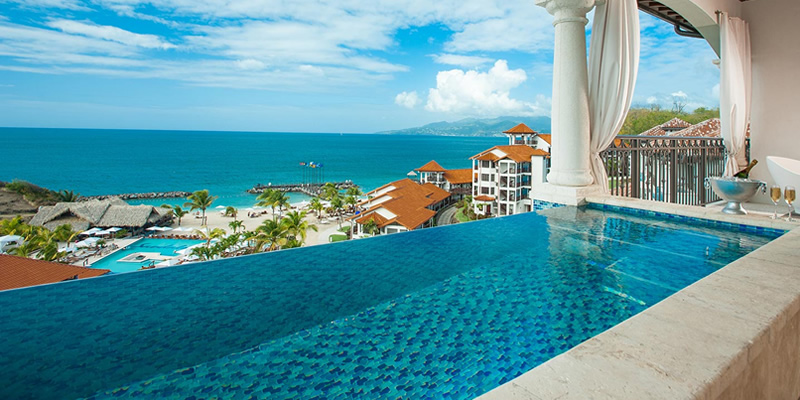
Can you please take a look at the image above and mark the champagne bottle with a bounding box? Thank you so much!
[734,159,758,179]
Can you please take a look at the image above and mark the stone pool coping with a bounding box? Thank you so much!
[477,195,800,399]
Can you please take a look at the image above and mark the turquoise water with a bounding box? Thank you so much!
[0,128,504,208]
[0,205,780,399]
[90,239,204,273]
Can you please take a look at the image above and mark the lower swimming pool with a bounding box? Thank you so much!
[0,204,783,399]
[90,238,204,273]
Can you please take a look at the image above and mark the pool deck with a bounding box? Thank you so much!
[478,195,800,399]
[80,238,142,267]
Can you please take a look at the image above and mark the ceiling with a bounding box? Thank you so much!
[637,0,704,38]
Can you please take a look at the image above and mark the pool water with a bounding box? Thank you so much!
[0,205,782,400]
[90,239,204,273]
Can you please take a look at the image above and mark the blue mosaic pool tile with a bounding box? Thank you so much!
[587,203,787,238]
[0,206,779,399]
[532,199,565,211]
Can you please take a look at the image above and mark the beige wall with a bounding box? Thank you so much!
[742,0,800,199]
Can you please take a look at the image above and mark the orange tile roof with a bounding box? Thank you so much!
[364,178,418,198]
[503,123,537,134]
[471,145,549,163]
[536,134,552,145]
[0,254,110,291]
[639,118,749,139]
[474,195,495,202]
[355,212,390,227]
[475,153,501,162]
[416,160,447,172]
[443,168,472,184]
[356,178,450,230]
[639,117,692,136]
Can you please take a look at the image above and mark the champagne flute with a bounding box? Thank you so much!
[786,185,796,222]
[770,185,782,219]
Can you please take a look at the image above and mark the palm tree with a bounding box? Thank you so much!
[320,182,339,200]
[272,192,291,220]
[459,195,475,221]
[345,186,362,199]
[363,218,380,236]
[171,205,188,226]
[56,189,80,202]
[225,206,238,220]
[184,189,217,226]
[9,242,40,258]
[254,219,288,252]
[330,195,344,228]
[190,245,217,262]
[0,216,25,235]
[309,198,325,220]
[194,227,226,248]
[228,220,245,234]
[211,233,241,257]
[345,194,358,213]
[281,210,317,245]
[256,189,279,217]
[51,224,78,243]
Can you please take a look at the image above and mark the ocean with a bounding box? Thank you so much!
[0,128,505,209]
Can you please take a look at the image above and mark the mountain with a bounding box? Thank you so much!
[377,116,552,137]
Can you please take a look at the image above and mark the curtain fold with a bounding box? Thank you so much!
[588,0,640,192]
[720,14,751,176]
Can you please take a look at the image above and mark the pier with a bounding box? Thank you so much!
[247,181,357,197]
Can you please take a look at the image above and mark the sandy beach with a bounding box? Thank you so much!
[172,204,347,247]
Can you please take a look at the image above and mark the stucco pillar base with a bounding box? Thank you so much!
[531,183,604,206]
[546,168,594,187]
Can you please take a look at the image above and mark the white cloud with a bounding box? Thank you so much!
[671,90,688,98]
[395,91,420,108]
[646,96,658,104]
[0,0,565,93]
[431,53,493,68]
[235,59,265,70]
[4,0,86,10]
[298,64,324,75]
[425,60,546,117]
[46,19,176,49]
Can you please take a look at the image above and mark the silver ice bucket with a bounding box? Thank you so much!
[705,176,766,215]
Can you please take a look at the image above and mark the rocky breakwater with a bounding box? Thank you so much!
[83,191,191,201]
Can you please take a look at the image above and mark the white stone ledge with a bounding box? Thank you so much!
[477,199,800,400]
[585,195,798,231]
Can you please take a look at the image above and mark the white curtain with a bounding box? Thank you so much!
[720,14,751,176]
[588,0,640,192]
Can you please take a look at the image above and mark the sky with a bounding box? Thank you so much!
[0,0,721,133]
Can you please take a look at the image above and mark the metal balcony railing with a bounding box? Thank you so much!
[599,136,750,206]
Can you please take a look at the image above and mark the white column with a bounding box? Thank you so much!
[537,0,595,187]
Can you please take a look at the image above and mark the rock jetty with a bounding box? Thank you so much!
[82,191,191,201]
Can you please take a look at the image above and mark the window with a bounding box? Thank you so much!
[481,187,490,194]
[481,160,490,168]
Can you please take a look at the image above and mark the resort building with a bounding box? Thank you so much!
[30,198,172,233]
[470,124,551,217]
[352,178,450,235]
[638,117,693,136]
[0,254,109,291]
[415,160,472,201]
[504,123,552,153]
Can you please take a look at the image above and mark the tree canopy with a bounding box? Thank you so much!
[618,106,720,136]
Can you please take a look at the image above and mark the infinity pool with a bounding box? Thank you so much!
[0,204,782,399]
[91,238,204,273]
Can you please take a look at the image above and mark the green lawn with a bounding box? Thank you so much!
[329,234,348,242]
[454,208,472,223]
